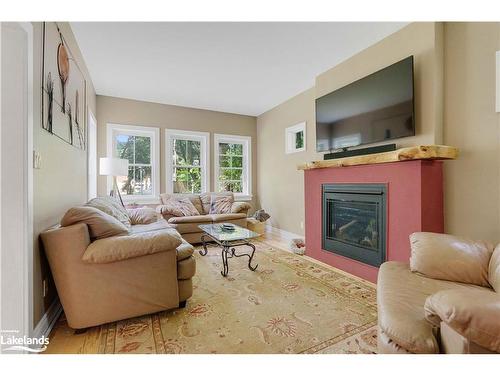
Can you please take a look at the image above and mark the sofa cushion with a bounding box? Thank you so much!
[409,232,494,287]
[82,230,182,264]
[424,288,500,353]
[200,192,233,214]
[377,261,488,354]
[176,239,194,261]
[86,196,131,227]
[209,195,233,214]
[159,197,200,217]
[210,213,247,222]
[127,207,159,225]
[489,244,500,292]
[168,215,213,234]
[160,193,203,215]
[61,206,128,240]
[177,256,196,280]
[128,219,173,235]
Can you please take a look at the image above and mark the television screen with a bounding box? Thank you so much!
[315,56,414,152]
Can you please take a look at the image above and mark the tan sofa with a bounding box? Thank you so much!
[40,203,196,330]
[157,192,251,244]
[377,232,500,354]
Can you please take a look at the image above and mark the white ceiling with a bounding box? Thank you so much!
[71,22,408,116]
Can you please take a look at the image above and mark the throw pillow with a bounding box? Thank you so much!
[160,197,200,217]
[86,196,131,227]
[61,206,129,240]
[209,195,233,214]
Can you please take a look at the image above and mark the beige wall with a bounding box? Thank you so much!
[96,96,257,208]
[33,22,97,326]
[257,23,445,236]
[443,23,500,242]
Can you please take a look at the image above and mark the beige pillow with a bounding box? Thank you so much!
[410,232,494,287]
[86,196,131,227]
[209,195,233,214]
[82,229,182,264]
[160,193,203,215]
[160,197,200,217]
[127,207,159,225]
[200,192,233,214]
[61,206,129,240]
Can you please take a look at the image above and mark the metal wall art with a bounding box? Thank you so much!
[42,22,87,150]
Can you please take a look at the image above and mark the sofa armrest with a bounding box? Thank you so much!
[231,201,251,214]
[424,288,500,353]
[409,232,494,287]
[82,230,182,264]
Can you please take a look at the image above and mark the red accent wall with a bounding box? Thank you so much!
[304,160,444,283]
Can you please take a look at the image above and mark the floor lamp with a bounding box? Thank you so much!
[99,157,129,207]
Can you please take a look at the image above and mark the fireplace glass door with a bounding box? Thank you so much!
[322,184,386,267]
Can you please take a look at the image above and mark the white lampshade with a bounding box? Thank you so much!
[99,157,129,177]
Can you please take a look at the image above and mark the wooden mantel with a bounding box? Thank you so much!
[297,145,458,171]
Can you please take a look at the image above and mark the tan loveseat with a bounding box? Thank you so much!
[156,192,251,244]
[40,199,196,330]
[377,232,500,354]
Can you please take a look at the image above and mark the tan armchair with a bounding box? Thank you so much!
[377,232,500,354]
[41,222,195,329]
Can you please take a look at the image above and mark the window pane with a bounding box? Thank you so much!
[134,136,151,164]
[133,166,152,195]
[220,142,243,156]
[220,180,243,193]
[232,181,243,193]
[173,167,202,194]
[219,155,231,168]
[186,140,201,166]
[116,134,134,163]
[231,169,242,181]
[219,168,232,181]
[117,166,135,196]
[295,131,304,149]
[232,156,243,168]
[173,139,187,166]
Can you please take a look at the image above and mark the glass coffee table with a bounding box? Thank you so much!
[198,223,260,277]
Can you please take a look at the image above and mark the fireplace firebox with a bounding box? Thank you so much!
[322,184,386,267]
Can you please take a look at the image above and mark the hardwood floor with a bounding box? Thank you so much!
[42,227,374,354]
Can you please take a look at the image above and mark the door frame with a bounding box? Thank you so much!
[0,21,34,353]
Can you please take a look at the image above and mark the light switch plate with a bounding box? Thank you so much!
[33,151,41,169]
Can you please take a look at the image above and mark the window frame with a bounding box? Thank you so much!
[214,133,252,201]
[106,123,160,203]
[285,121,306,154]
[165,129,210,194]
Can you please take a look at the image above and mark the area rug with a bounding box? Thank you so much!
[47,241,378,354]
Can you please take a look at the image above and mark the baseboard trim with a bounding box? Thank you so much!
[32,298,62,352]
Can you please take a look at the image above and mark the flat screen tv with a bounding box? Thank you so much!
[316,56,415,152]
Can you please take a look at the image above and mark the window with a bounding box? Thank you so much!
[165,129,209,194]
[214,134,251,199]
[285,121,306,154]
[106,124,160,201]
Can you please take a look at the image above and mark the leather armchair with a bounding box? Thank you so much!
[377,232,500,354]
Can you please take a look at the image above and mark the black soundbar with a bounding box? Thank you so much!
[324,143,396,160]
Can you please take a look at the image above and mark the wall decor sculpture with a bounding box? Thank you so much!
[42,22,87,150]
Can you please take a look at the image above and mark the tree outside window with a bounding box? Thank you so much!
[115,134,152,196]
[218,142,243,193]
[172,139,202,193]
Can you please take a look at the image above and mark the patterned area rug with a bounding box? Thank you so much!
[47,241,378,354]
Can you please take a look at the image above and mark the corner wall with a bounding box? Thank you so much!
[257,23,444,236]
[32,22,97,327]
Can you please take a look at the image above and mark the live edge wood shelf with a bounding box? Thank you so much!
[297,145,459,171]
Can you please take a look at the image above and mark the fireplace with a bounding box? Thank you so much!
[322,184,386,267]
